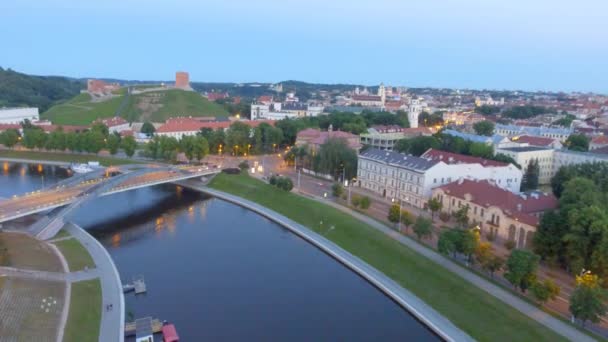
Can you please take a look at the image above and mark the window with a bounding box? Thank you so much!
[434,178,437,184]
[481,209,485,217]
[452,199,455,206]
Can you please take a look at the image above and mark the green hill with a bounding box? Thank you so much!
[0,67,84,112]
[42,89,230,125]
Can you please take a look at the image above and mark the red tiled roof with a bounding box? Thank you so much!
[100,117,128,127]
[591,135,608,145]
[120,130,134,137]
[421,149,508,167]
[436,179,557,226]
[157,117,274,133]
[207,92,228,101]
[352,95,382,102]
[0,124,21,131]
[258,95,273,103]
[514,135,556,147]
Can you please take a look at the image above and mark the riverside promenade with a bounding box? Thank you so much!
[63,223,124,342]
[178,181,473,342]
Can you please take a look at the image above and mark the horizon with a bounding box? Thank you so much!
[2,0,608,94]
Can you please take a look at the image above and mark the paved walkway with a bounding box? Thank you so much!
[63,223,124,342]
[298,192,595,342]
[179,181,473,342]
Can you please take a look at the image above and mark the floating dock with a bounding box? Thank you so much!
[123,275,146,294]
[124,317,162,337]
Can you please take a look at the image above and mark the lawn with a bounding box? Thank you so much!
[63,279,101,342]
[209,173,567,342]
[149,89,229,122]
[53,238,96,272]
[0,232,63,272]
[0,150,143,166]
[42,93,124,125]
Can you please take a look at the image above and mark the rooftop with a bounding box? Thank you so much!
[359,148,438,171]
[436,179,557,226]
[421,149,510,167]
[499,146,553,153]
[512,135,557,147]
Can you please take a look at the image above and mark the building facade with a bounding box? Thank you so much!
[175,71,190,89]
[495,146,555,184]
[432,179,557,249]
[0,107,39,124]
[495,124,572,141]
[357,148,523,209]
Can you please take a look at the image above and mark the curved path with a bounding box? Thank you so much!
[63,223,124,342]
[183,184,473,342]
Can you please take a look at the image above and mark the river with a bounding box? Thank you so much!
[1,162,438,341]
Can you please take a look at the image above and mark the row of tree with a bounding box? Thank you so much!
[0,124,137,156]
[143,135,209,162]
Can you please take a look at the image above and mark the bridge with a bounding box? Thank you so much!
[0,164,220,239]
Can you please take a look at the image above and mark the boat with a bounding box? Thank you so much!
[70,163,95,174]
[161,322,179,342]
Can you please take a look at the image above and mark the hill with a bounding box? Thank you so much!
[42,88,229,125]
[0,67,84,112]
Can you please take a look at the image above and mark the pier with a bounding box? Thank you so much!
[122,275,146,294]
[124,317,163,337]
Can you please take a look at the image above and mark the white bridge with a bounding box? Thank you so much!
[0,164,220,239]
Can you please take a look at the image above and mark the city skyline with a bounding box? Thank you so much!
[2,0,607,93]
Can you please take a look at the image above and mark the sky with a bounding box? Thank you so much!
[2,0,607,93]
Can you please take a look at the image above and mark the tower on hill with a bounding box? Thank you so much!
[175,71,190,90]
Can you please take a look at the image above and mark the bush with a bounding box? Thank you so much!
[271,176,293,192]
[439,212,451,222]
[332,183,344,197]
[352,195,362,208]
[238,160,250,170]
[359,196,371,210]
[504,240,516,250]
[269,175,277,185]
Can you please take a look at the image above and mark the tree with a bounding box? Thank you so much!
[474,241,493,268]
[0,129,19,148]
[90,122,109,137]
[106,134,121,155]
[438,230,460,257]
[400,210,414,232]
[565,134,590,152]
[570,272,607,327]
[238,160,249,170]
[84,131,106,154]
[45,128,66,151]
[533,211,567,266]
[413,217,433,240]
[191,136,209,161]
[458,229,479,262]
[531,279,560,305]
[388,204,401,224]
[315,138,357,180]
[473,121,495,136]
[332,183,344,197]
[453,204,470,228]
[521,159,539,191]
[22,128,47,149]
[141,122,156,135]
[486,255,504,278]
[427,197,442,220]
[359,196,371,210]
[121,136,137,157]
[225,122,251,155]
[504,249,540,292]
[468,142,493,159]
[395,136,441,156]
[475,105,500,116]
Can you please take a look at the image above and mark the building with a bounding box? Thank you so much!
[87,79,120,94]
[175,71,190,90]
[206,92,229,101]
[0,107,39,124]
[442,129,511,149]
[155,117,274,140]
[553,149,608,173]
[100,117,130,133]
[443,111,485,126]
[295,127,361,153]
[359,126,432,151]
[421,149,522,193]
[357,148,522,209]
[495,146,555,184]
[432,179,557,249]
[474,96,504,107]
[495,124,572,141]
[590,135,608,150]
[511,135,563,149]
[408,98,426,128]
[250,102,324,120]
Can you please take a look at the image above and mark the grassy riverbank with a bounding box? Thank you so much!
[0,150,142,166]
[63,279,101,342]
[54,238,96,272]
[209,172,566,342]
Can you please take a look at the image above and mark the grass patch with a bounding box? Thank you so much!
[149,89,229,122]
[64,279,101,342]
[0,232,63,272]
[42,93,124,125]
[53,238,95,272]
[209,173,567,342]
[0,150,142,166]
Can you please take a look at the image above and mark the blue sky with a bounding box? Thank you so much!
[2,0,607,93]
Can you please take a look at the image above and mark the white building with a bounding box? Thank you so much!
[0,107,39,124]
[250,102,324,120]
[357,148,522,208]
[495,124,572,141]
[495,146,557,185]
[553,149,608,174]
[100,117,130,133]
[408,98,426,128]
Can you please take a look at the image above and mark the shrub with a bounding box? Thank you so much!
[332,183,344,197]
[238,160,250,170]
[359,196,371,209]
[439,212,451,222]
[504,240,516,250]
[272,176,293,191]
[269,175,277,185]
[352,195,362,208]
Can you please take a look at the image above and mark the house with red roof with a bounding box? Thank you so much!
[432,179,557,249]
[511,135,563,149]
[156,117,274,140]
[590,135,608,150]
[295,127,361,153]
[100,117,130,133]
